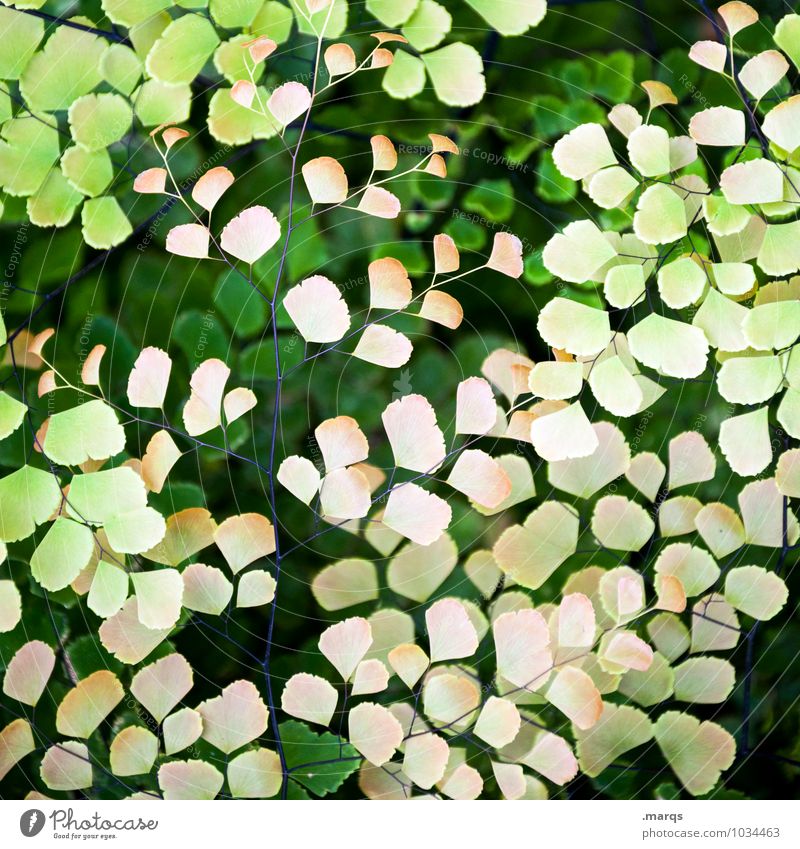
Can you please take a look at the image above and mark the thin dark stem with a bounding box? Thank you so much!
[261,11,335,798]
[9,7,130,43]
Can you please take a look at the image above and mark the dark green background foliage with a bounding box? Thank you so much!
[1,0,799,799]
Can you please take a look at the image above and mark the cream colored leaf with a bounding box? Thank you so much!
[283,275,351,343]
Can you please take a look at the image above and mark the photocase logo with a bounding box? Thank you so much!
[14,808,160,839]
[19,809,45,837]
